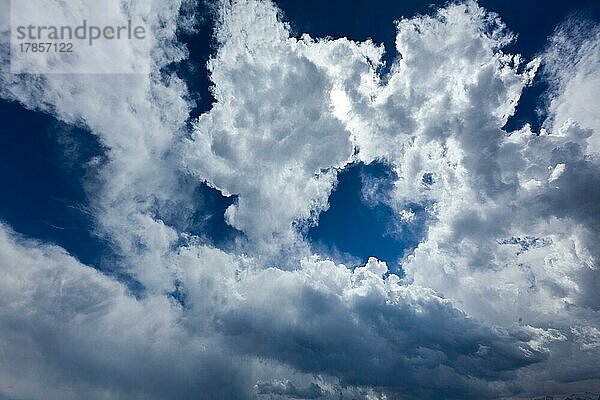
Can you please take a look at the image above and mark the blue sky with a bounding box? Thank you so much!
[1,0,600,399]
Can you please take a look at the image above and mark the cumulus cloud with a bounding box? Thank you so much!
[0,224,251,400]
[375,9,600,396]
[183,0,356,261]
[217,257,547,399]
[542,16,600,153]
[0,224,544,399]
[1,0,599,398]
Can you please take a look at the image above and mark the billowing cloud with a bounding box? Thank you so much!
[183,0,356,260]
[1,0,599,399]
[0,224,544,399]
[0,224,252,400]
[542,16,600,153]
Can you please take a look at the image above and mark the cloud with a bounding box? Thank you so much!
[0,0,195,293]
[374,9,600,397]
[0,224,252,400]
[215,257,545,399]
[0,225,544,399]
[255,380,324,399]
[183,0,356,261]
[1,0,600,398]
[542,16,600,153]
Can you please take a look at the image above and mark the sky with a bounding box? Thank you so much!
[0,0,600,399]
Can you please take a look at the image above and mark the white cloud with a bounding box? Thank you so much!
[0,0,193,293]
[542,17,600,153]
[548,163,566,182]
[0,224,253,400]
[376,10,600,395]
[183,0,357,260]
[1,0,599,398]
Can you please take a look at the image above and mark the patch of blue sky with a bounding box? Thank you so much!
[0,100,110,267]
[0,100,152,295]
[308,162,428,272]
[155,177,243,251]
